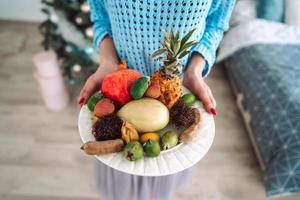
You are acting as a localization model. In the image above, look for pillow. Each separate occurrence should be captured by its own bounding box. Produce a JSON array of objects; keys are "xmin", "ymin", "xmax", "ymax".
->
[
  {"xmin": 229, "ymin": 0, "xmax": 257, "ymax": 27},
  {"xmin": 257, "ymin": 0, "xmax": 285, "ymax": 22},
  {"xmin": 285, "ymin": 0, "xmax": 300, "ymax": 27}
]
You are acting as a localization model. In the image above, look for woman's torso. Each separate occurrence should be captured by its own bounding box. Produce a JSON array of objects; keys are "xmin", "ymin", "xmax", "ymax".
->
[{"xmin": 104, "ymin": 0, "xmax": 213, "ymax": 75}]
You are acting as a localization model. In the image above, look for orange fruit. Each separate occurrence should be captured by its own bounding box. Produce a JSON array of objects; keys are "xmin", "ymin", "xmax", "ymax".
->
[{"xmin": 140, "ymin": 132, "xmax": 160, "ymax": 144}]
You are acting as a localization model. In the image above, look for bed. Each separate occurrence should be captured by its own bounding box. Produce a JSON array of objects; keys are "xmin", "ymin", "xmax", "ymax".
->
[{"xmin": 216, "ymin": 5, "xmax": 300, "ymax": 197}]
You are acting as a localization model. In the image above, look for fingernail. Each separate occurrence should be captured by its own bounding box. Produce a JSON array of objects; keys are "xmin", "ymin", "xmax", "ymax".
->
[
  {"xmin": 78, "ymin": 97, "xmax": 85, "ymax": 104},
  {"xmin": 210, "ymin": 108, "xmax": 217, "ymax": 116}
]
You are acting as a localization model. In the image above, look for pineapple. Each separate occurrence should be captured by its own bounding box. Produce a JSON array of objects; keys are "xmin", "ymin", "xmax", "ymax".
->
[{"xmin": 151, "ymin": 28, "xmax": 197, "ymax": 108}]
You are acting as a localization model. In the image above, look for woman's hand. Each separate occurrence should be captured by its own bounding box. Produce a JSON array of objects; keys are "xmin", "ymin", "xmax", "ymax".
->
[
  {"xmin": 78, "ymin": 61, "xmax": 119, "ymax": 106},
  {"xmin": 183, "ymin": 54, "xmax": 217, "ymax": 115},
  {"xmin": 78, "ymin": 36, "xmax": 119, "ymax": 106}
]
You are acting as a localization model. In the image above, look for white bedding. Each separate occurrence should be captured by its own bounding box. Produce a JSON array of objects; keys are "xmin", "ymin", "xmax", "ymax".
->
[{"xmin": 217, "ymin": 19, "xmax": 300, "ymax": 62}]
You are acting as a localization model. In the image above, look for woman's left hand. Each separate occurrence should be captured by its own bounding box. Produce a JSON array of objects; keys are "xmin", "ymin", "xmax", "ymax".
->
[{"xmin": 183, "ymin": 54, "xmax": 217, "ymax": 116}]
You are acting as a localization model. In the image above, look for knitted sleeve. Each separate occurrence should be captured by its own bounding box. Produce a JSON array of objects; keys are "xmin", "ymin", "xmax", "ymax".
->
[
  {"xmin": 193, "ymin": 0, "xmax": 235, "ymax": 77},
  {"xmin": 88, "ymin": 0, "xmax": 112, "ymax": 51}
]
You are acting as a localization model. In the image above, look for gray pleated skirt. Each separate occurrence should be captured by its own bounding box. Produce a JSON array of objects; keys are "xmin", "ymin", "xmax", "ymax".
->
[{"xmin": 93, "ymin": 159, "xmax": 195, "ymax": 200}]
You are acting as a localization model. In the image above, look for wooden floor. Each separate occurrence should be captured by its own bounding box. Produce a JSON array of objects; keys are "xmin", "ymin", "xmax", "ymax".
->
[{"xmin": 0, "ymin": 21, "xmax": 298, "ymax": 200}]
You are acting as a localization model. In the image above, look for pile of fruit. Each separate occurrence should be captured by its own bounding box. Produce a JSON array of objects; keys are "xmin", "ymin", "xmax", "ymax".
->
[{"xmin": 80, "ymin": 29, "xmax": 202, "ymax": 161}]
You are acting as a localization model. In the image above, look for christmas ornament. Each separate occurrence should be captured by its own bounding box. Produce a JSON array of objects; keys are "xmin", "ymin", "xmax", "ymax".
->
[
  {"xmin": 85, "ymin": 27, "xmax": 93, "ymax": 38},
  {"xmin": 65, "ymin": 45, "xmax": 73, "ymax": 53},
  {"xmin": 75, "ymin": 16, "xmax": 83, "ymax": 24},
  {"xmin": 80, "ymin": 3, "xmax": 90, "ymax": 12},
  {"xmin": 69, "ymin": 78, "xmax": 75, "ymax": 85},
  {"xmin": 72, "ymin": 64, "xmax": 82, "ymax": 72},
  {"xmin": 85, "ymin": 47, "xmax": 93, "ymax": 55},
  {"xmin": 50, "ymin": 14, "xmax": 58, "ymax": 23}
]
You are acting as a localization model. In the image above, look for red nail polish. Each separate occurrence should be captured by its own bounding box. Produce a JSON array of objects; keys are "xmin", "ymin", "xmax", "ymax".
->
[
  {"xmin": 78, "ymin": 97, "xmax": 85, "ymax": 104},
  {"xmin": 210, "ymin": 108, "xmax": 217, "ymax": 116}
]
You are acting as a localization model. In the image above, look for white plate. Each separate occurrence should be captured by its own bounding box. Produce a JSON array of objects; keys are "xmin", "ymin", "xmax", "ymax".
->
[{"xmin": 78, "ymin": 89, "xmax": 215, "ymax": 176}]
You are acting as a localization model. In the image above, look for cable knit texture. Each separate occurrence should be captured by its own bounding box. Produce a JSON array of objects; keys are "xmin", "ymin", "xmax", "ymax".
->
[{"xmin": 89, "ymin": 0, "xmax": 235, "ymax": 77}]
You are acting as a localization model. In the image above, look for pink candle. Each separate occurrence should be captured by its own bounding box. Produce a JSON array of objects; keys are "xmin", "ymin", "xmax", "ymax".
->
[
  {"xmin": 32, "ymin": 51, "xmax": 70, "ymax": 111},
  {"xmin": 32, "ymin": 50, "xmax": 60, "ymax": 77}
]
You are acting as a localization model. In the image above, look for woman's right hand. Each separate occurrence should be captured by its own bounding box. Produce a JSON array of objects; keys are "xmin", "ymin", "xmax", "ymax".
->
[
  {"xmin": 78, "ymin": 61, "xmax": 119, "ymax": 106},
  {"xmin": 78, "ymin": 36, "xmax": 120, "ymax": 106}
]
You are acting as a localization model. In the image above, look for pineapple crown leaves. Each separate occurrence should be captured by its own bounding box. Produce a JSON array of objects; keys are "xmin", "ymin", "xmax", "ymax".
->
[{"xmin": 151, "ymin": 28, "xmax": 198, "ymax": 61}]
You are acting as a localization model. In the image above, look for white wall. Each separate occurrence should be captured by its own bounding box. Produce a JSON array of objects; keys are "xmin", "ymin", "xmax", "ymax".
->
[{"xmin": 0, "ymin": 0, "xmax": 45, "ymax": 22}]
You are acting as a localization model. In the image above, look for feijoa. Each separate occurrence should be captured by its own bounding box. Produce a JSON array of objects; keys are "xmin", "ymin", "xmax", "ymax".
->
[
  {"xmin": 87, "ymin": 92, "xmax": 103, "ymax": 112},
  {"xmin": 143, "ymin": 140, "xmax": 161, "ymax": 157},
  {"xmin": 123, "ymin": 141, "xmax": 144, "ymax": 161},
  {"xmin": 130, "ymin": 77, "xmax": 150, "ymax": 99},
  {"xmin": 182, "ymin": 93, "xmax": 196, "ymax": 106},
  {"xmin": 161, "ymin": 131, "xmax": 179, "ymax": 150}
]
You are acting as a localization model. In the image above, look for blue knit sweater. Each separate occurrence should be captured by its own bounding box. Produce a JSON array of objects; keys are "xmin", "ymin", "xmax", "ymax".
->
[{"xmin": 89, "ymin": 0, "xmax": 235, "ymax": 77}]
